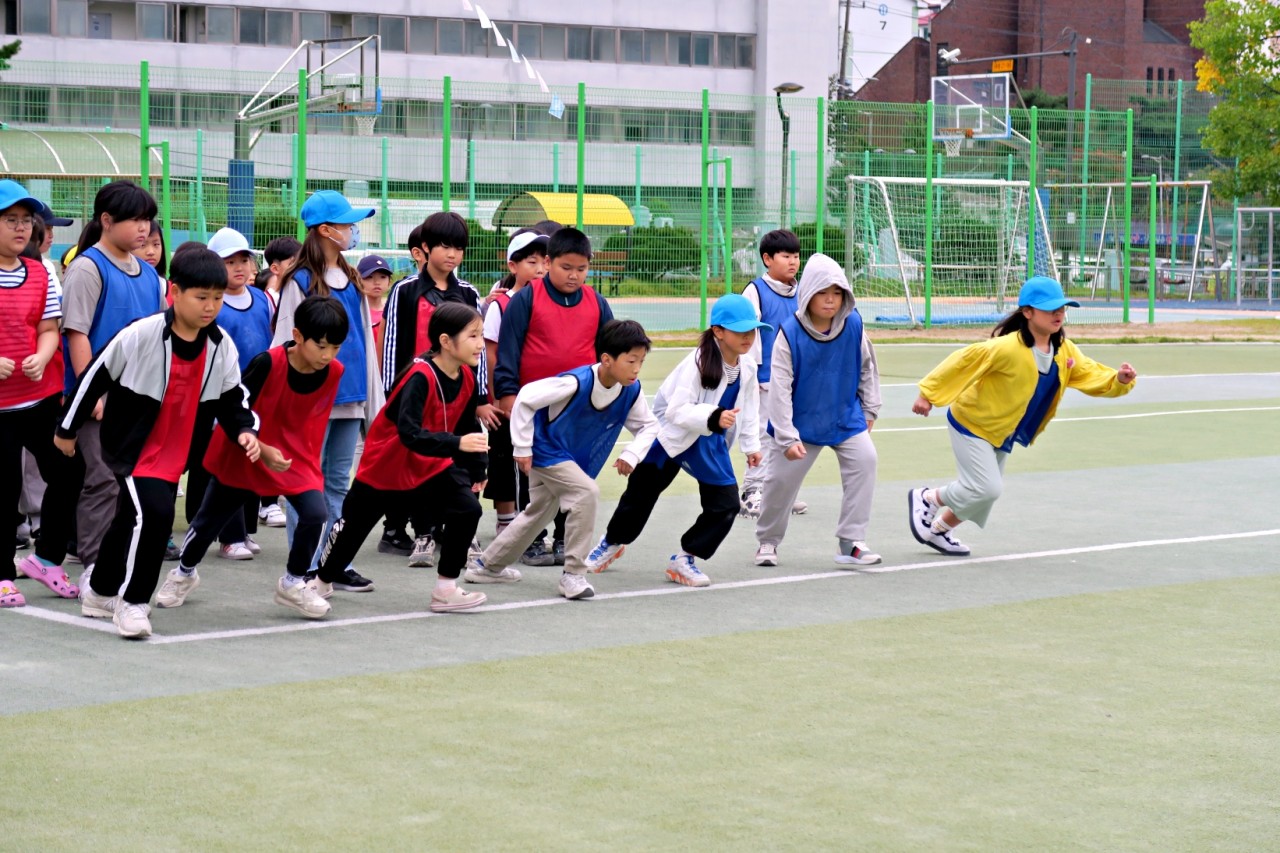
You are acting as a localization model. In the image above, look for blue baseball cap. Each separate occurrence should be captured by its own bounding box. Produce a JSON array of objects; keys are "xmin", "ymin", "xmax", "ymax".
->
[
  {"xmin": 299, "ymin": 190, "xmax": 375, "ymax": 228},
  {"xmin": 710, "ymin": 293, "xmax": 773, "ymax": 333},
  {"xmin": 1018, "ymin": 276, "xmax": 1080, "ymax": 311},
  {"xmin": 35, "ymin": 202, "xmax": 73, "ymax": 227},
  {"xmin": 0, "ymin": 179, "xmax": 44, "ymax": 216}
]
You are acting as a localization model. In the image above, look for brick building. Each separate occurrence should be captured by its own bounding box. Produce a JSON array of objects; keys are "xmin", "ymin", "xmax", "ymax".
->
[{"xmin": 859, "ymin": 0, "xmax": 1204, "ymax": 106}]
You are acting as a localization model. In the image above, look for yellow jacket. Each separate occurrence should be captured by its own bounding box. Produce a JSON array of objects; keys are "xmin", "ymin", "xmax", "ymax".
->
[{"xmin": 918, "ymin": 333, "xmax": 1135, "ymax": 447}]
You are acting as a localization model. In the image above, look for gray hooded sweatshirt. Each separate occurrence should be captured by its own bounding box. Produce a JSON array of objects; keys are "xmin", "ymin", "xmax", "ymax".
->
[{"xmin": 766, "ymin": 253, "xmax": 881, "ymax": 449}]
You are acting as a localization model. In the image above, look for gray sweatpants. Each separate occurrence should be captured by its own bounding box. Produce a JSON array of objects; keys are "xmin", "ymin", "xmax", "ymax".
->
[
  {"xmin": 482, "ymin": 461, "xmax": 598, "ymax": 576},
  {"xmin": 938, "ymin": 422, "xmax": 1008, "ymax": 528},
  {"xmin": 75, "ymin": 420, "xmax": 119, "ymax": 567},
  {"xmin": 755, "ymin": 430, "xmax": 877, "ymax": 546},
  {"xmin": 742, "ymin": 384, "xmax": 774, "ymax": 493}
]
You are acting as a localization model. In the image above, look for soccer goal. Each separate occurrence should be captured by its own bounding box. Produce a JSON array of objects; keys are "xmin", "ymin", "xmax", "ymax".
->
[{"xmin": 846, "ymin": 176, "xmax": 1057, "ymax": 326}]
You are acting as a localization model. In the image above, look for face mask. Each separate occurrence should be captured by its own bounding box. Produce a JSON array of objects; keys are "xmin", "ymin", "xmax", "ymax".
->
[{"xmin": 326, "ymin": 223, "xmax": 360, "ymax": 252}]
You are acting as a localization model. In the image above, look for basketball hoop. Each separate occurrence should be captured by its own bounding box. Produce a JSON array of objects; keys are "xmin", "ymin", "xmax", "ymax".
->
[
  {"xmin": 354, "ymin": 114, "xmax": 378, "ymax": 137},
  {"xmin": 938, "ymin": 128, "xmax": 972, "ymax": 157}
]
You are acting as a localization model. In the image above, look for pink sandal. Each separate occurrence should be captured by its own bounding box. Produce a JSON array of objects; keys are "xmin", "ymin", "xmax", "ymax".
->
[
  {"xmin": 17, "ymin": 555, "xmax": 79, "ymax": 599},
  {"xmin": 0, "ymin": 580, "xmax": 25, "ymax": 607}
]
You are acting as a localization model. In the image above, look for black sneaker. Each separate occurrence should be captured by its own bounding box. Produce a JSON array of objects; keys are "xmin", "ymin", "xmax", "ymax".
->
[
  {"xmin": 377, "ymin": 527, "xmax": 414, "ymax": 556},
  {"xmin": 553, "ymin": 539, "xmax": 566, "ymax": 566},
  {"xmin": 520, "ymin": 539, "xmax": 556, "ymax": 567},
  {"xmin": 333, "ymin": 567, "xmax": 375, "ymax": 592}
]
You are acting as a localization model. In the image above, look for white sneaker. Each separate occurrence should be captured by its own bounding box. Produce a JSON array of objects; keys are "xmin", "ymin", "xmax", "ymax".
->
[
  {"xmin": 307, "ymin": 576, "xmax": 334, "ymax": 600},
  {"xmin": 244, "ymin": 535, "xmax": 262, "ymax": 555},
  {"xmin": 585, "ymin": 537, "xmax": 625, "ymax": 573},
  {"xmin": 113, "ymin": 601, "xmax": 152, "ymax": 638},
  {"xmin": 274, "ymin": 578, "xmax": 331, "ymax": 619},
  {"xmin": 754, "ymin": 543, "xmax": 779, "ymax": 567},
  {"xmin": 467, "ymin": 536, "xmax": 483, "ymax": 561},
  {"xmin": 77, "ymin": 564, "xmax": 94, "ymax": 598},
  {"xmin": 218, "ymin": 542, "xmax": 254, "ymax": 561},
  {"xmin": 80, "ymin": 584, "xmax": 116, "ymax": 619},
  {"xmin": 558, "ymin": 571, "xmax": 595, "ymax": 600},
  {"xmin": 791, "ymin": 501, "xmax": 809, "ymax": 515},
  {"xmin": 739, "ymin": 487, "xmax": 762, "ymax": 519},
  {"xmin": 665, "ymin": 554, "xmax": 711, "ymax": 587},
  {"xmin": 463, "ymin": 556, "xmax": 523, "ymax": 584},
  {"xmin": 924, "ymin": 528, "xmax": 971, "ymax": 556},
  {"xmin": 407, "ymin": 535, "xmax": 436, "ymax": 568},
  {"xmin": 259, "ymin": 503, "xmax": 287, "ymax": 528},
  {"xmin": 907, "ymin": 487, "xmax": 939, "ymax": 545},
  {"xmin": 834, "ymin": 539, "xmax": 882, "ymax": 566},
  {"xmin": 156, "ymin": 568, "xmax": 200, "ymax": 608},
  {"xmin": 430, "ymin": 584, "xmax": 487, "ymax": 613}
]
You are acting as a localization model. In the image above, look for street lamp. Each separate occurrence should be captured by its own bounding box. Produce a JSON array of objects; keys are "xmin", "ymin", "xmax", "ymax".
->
[{"xmin": 774, "ymin": 82, "xmax": 803, "ymax": 227}]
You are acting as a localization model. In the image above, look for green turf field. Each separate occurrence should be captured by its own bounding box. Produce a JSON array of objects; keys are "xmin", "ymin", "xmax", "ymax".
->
[{"xmin": 4, "ymin": 342, "xmax": 1278, "ymax": 849}]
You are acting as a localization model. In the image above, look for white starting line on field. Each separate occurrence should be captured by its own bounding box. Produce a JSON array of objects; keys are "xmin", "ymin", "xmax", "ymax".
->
[{"xmin": 10, "ymin": 528, "xmax": 1279, "ymax": 645}]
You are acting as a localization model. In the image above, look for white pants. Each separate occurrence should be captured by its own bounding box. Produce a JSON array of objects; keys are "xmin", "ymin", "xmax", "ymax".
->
[
  {"xmin": 755, "ymin": 430, "xmax": 877, "ymax": 546},
  {"xmin": 939, "ymin": 422, "xmax": 1009, "ymax": 528}
]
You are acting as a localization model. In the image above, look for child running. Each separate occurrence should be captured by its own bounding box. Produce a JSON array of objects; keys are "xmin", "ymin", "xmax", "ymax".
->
[
  {"xmin": 160, "ymin": 295, "xmax": 347, "ymax": 618},
  {"xmin": 586, "ymin": 294, "xmax": 767, "ymax": 588},
  {"xmin": 271, "ymin": 190, "xmax": 383, "ymax": 593},
  {"xmin": 311, "ymin": 303, "xmax": 489, "ymax": 614},
  {"xmin": 0, "ymin": 181, "xmax": 80, "ymax": 606},
  {"xmin": 754, "ymin": 253, "xmax": 882, "ymax": 569},
  {"xmin": 909, "ymin": 276, "xmax": 1137, "ymax": 555},
  {"xmin": 57, "ymin": 245, "xmax": 259, "ymax": 638},
  {"xmin": 466, "ymin": 319, "xmax": 659, "ymax": 601}
]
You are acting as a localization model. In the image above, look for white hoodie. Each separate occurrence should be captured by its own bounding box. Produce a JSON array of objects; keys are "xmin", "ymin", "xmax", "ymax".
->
[{"xmin": 651, "ymin": 347, "xmax": 761, "ymax": 461}]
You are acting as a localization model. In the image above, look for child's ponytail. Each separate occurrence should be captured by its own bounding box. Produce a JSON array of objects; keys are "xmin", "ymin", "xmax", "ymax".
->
[
  {"xmin": 75, "ymin": 180, "xmax": 158, "ymax": 257},
  {"xmin": 696, "ymin": 327, "xmax": 725, "ymax": 390}
]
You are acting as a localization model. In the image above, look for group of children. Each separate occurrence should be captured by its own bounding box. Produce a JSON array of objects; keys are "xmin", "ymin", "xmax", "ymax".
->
[{"xmin": 1, "ymin": 177, "xmax": 1139, "ymax": 639}]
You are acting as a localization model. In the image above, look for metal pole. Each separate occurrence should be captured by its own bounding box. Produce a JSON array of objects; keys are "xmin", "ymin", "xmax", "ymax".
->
[
  {"xmin": 195, "ymin": 128, "xmax": 206, "ymax": 240},
  {"xmin": 140, "ymin": 61, "xmax": 150, "ymax": 188},
  {"xmin": 699, "ymin": 88, "xmax": 710, "ymax": 328},
  {"xmin": 552, "ymin": 142, "xmax": 560, "ymax": 193},
  {"xmin": 380, "ymin": 136, "xmax": 390, "ymax": 248},
  {"xmin": 1027, "ymin": 106, "xmax": 1038, "ymax": 278},
  {"xmin": 575, "ymin": 82, "xmax": 586, "ymax": 228},
  {"xmin": 724, "ymin": 157, "xmax": 733, "ymax": 295},
  {"xmin": 159, "ymin": 142, "xmax": 171, "ymax": 253},
  {"xmin": 789, "ymin": 149, "xmax": 797, "ymax": 229},
  {"xmin": 1171, "ymin": 79, "xmax": 1184, "ymax": 270},
  {"xmin": 816, "ymin": 96, "xmax": 826, "ymax": 255},
  {"xmin": 295, "ymin": 69, "xmax": 308, "ymax": 241},
  {"xmin": 924, "ymin": 99, "xmax": 935, "ymax": 329},
  {"xmin": 777, "ymin": 93, "xmax": 789, "ymax": 227},
  {"xmin": 1122, "ymin": 108, "xmax": 1134, "ymax": 323},
  {"xmin": 467, "ymin": 137, "xmax": 476, "ymax": 220},
  {"xmin": 1078, "ymin": 74, "xmax": 1092, "ymax": 282},
  {"xmin": 634, "ymin": 144, "xmax": 641, "ymax": 210},
  {"xmin": 711, "ymin": 145, "xmax": 719, "ymax": 278},
  {"xmin": 1148, "ymin": 173, "xmax": 1157, "ymax": 324},
  {"xmin": 441, "ymin": 76, "xmax": 452, "ymax": 213}
]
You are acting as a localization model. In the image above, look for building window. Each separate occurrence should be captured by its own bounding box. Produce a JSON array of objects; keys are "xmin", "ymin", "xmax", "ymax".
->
[
  {"xmin": 20, "ymin": 0, "xmax": 50, "ymax": 34},
  {"xmin": 352, "ymin": 15, "xmax": 376, "ymax": 38},
  {"xmin": 205, "ymin": 6, "xmax": 233, "ymax": 43},
  {"xmin": 672, "ymin": 32, "xmax": 691, "ymax": 66},
  {"xmin": 137, "ymin": 2, "xmax": 170, "ymax": 40},
  {"xmin": 643, "ymin": 31, "xmax": 665, "ymax": 64},
  {"xmin": 716, "ymin": 34, "xmax": 735, "ymax": 68},
  {"xmin": 592, "ymin": 27, "xmax": 615, "ymax": 62},
  {"xmin": 737, "ymin": 36, "xmax": 754, "ymax": 69},
  {"xmin": 692, "ymin": 33, "xmax": 712, "ymax": 66},
  {"xmin": 438, "ymin": 19, "xmax": 463, "ymax": 54},
  {"xmin": 542, "ymin": 25, "xmax": 564, "ymax": 60},
  {"xmin": 516, "ymin": 23, "xmax": 540, "ymax": 59},
  {"xmin": 1146, "ymin": 66, "xmax": 1154, "ymax": 94},
  {"xmin": 266, "ymin": 10, "xmax": 291, "ymax": 46},
  {"xmin": 409, "ymin": 17, "xmax": 435, "ymax": 54},
  {"xmin": 619, "ymin": 29, "xmax": 642, "ymax": 63},
  {"xmin": 566, "ymin": 26, "xmax": 589, "ymax": 60},
  {"xmin": 298, "ymin": 11, "xmax": 325, "ymax": 41},
  {"xmin": 151, "ymin": 90, "xmax": 175, "ymax": 126},
  {"xmin": 238, "ymin": 7, "xmax": 264, "ymax": 45},
  {"xmin": 490, "ymin": 21, "xmax": 513, "ymax": 54},
  {"xmin": 57, "ymin": 0, "xmax": 86, "ymax": 36},
  {"xmin": 380, "ymin": 16, "xmax": 406, "ymax": 52},
  {"xmin": 464, "ymin": 19, "xmax": 486, "ymax": 55}
]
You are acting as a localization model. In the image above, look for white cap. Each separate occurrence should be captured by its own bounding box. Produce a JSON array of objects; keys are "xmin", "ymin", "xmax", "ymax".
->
[
  {"xmin": 506, "ymin": 231, "xmax": 549, "ymax": 261},
  {"xmin": 206, "ymin": 227, "xmax": 253, "ymax": 259}
]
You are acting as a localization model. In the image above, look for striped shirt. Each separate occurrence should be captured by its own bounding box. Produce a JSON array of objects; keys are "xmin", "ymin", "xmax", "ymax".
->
[{"xmin": 0, "ymin": 261, "xmax": 61, "ymax": 321}]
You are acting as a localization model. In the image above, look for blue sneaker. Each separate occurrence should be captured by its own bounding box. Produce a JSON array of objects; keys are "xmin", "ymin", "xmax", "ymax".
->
[
  {"xmin": 585, "ymin": 537, "xmax": 625, "ymax": 574},
  {"xmin": 665, "ymin": 553, "xmax": 710, "ymax": 587}
]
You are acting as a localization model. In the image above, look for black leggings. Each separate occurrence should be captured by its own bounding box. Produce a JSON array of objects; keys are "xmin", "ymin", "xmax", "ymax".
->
[
  {"xmin": 181, "ymin": 478, "xmax": 327, "ymax": 577},
  {"xmin": 0, "ymin": 394, "xmax": 80, "ymax": 577},
  {"xmin": 316, "ymin": 470, "xmax": 481, "ymax": 582},
  {"xmin": 604, "ymin": 459, "xmax": 739, "ymax": 560}
]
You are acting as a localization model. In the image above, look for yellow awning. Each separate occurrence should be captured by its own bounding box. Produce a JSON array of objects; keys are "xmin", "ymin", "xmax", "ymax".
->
[{"xmin": 493, "ymin": 191, "xmax": 635, "ymax": 228}]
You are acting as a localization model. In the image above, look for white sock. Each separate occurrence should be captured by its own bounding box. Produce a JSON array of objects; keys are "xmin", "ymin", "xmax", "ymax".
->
[
  {"xmin": 931, "ymin": 516, "xmax": 953, "ymax": 534},
  {"xmin": 924, "ymin": 488, "xmax": 940, "ymax": 507},
  {"xmin": 283, "ymin": 572, "xmax": 305, "ymax": 588},
  {"xmin": 435, "ymin": 577, "xmax": 456, "ymax": 594},
  {"xmin": 178, "ymin": 564, "xmax": 196, "ymax": 576}
]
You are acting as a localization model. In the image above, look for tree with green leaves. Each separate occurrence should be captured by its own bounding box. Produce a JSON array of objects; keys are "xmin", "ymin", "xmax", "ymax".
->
[
  {"xmin": 0, "ymin": 40, "xmax": 21, "ymax": 71},
  {"xmin": 1188, "ymin": 0, "xmax": 1280, "ymax": 202}
]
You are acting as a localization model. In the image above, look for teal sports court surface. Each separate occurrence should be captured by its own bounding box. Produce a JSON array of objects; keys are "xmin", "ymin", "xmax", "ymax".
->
[{"xmin": 3, "ymin": 340, "xmax": 1278, "ymax": 849}]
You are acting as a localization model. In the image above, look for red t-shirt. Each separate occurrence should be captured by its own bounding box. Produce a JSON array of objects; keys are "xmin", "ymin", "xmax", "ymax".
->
[{"xmin": 133, "ymin": 348, "xmax": 207, "ymax": 482}]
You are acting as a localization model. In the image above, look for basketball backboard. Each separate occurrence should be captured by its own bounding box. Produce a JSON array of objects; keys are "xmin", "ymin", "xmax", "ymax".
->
[{"xmin": 931, "ymin": 72, "xmax": 1011, "ymax": 141}]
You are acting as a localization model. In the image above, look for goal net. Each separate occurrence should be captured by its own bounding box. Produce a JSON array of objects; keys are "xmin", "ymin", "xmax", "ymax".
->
[{"xmin": 846, "ymin": 176, "xmax": 1057, "ymax": 326}]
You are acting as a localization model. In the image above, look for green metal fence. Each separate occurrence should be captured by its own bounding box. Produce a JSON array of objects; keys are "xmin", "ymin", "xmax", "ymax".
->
[{"xmin": 0, "ymin": 59, "xmax": 1252, "ymax": 329}]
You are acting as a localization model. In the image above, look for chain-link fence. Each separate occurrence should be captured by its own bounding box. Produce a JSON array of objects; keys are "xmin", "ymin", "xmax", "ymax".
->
[{"xmin": 0, "ymin": 59, "xmax": 1257, "ymax": 328}]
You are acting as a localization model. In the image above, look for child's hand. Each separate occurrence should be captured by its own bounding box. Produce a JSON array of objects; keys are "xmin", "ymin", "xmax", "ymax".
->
[
  {"xmin": 238, "ymin": 433, "xmax": 261, "ymax": 463},
  {"xmin": 259, "ymin": 444, "xmax": 293, "ymax": 473},
  {"xmin": 784, "ymin": 443, "xmax": 806, "ymax": 461},
  {"xmin": 613, "ymin": 458, "xmax": 634, "ymax": 477},
  {"xmin": 92, "ymin": 399, "xmax": 104, "ymax": 421},
  {"xmin": 472, "ymin": 479, "xmax": 487, "ymax": 494},
  {"xmin": 912, "ymin": 395, "xmax": 933, "ymax": 416},
  {"xmin": 745, "ymin": 451, "xmax": 763, "ymax": 468},
  {"xmin": 476, "ymin": 403, "xmax": 503, "ymax": 430},
  {"xmin": 498, "ymin": 395, "xmax": 517, "ymax": 419},
  {"xmin": 515, "ymin": 455, "xmax": 532, "ymax": 474},
  {"xmin": 718, "ymin": 407, "xmax": 740, "ymax": 430},
  {"xmin": 0, "ymin": 357, "xmax": 15, "ymax": 380},
  {"xmin": 54, "ymin": 435, "xmax": 76, "ymax": 457},
  {"xmin": 20, "ymin": 353, "xmax": 49, "ymax": 381},
  {"xmin": 1116, "ymin": 362, "xmax": 1137, "ymax": 385},
  {"xmin": 459, "ymin": 432, "xmax": 489, "ymax": 453}
]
